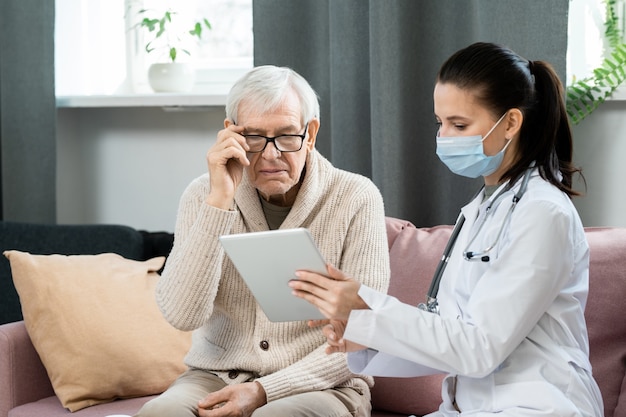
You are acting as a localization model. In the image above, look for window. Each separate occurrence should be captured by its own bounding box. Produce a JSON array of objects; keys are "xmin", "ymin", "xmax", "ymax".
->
[
  {"xmin": 55, "ymin": 0, "xmax": 253, "ymax": 96},
  {"xmin": 567, "ymin": 0, "xmax": 625, "ymax": 84}
]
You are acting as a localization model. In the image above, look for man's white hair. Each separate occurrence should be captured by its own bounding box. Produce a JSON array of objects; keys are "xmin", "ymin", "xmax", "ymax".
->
[{"xmin": 225, "ymin": 65, "xmax": 320, "ymax": 126}]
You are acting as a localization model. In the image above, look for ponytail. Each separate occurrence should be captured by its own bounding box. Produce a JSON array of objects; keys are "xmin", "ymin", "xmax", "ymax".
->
[{"xmin": 518, "ymin": 60, "xmax": 582, "ymax": 197}]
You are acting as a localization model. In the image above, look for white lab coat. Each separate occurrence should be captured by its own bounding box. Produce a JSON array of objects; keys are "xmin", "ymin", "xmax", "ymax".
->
[{"xmin": 344, "ymin": 170, "xmax": 604, "ymax": 416}]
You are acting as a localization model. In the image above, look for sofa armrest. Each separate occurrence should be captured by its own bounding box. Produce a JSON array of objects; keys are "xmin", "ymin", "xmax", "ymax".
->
[{"xmin": 0, "ymin": 321, "xmax": 54, "ymax": 417}]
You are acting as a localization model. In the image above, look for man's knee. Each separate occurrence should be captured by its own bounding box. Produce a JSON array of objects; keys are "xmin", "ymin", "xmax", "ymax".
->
[
  {"xmin": 251, "ymin": 388, "xmax": 370, "ymax": 417},
  {"xmin": 134, "ymin": 393, "xmax": 198, "ymax": 417}
]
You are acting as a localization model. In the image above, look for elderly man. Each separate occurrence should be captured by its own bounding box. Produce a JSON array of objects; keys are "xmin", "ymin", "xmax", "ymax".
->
[{"xmin": 135, "ymin": 65, "xmax": 389, "ymax": 417}]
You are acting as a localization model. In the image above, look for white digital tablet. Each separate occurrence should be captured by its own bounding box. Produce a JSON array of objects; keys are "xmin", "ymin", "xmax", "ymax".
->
[{"xmin": 219, "ymin": 228, "xmax": 327, "ymax": 322}]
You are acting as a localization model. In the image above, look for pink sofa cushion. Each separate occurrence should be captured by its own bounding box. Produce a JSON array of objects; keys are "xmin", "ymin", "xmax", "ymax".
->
[
  {"xmin": 0, "ymin": 321, "xmax": 54, "ymax": 417},
  {"xmin": 370, "ymin": 218, "xmax": 450, "ymax": 416},
  {"xmin": 584, "ymin": 227, "xmax": 626, "ymax": 417}
]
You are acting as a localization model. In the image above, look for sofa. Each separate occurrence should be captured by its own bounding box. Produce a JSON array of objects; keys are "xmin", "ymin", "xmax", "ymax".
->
[{"xmin": 1, "ymin": 218, "xmax": 625, "ymax": 417}]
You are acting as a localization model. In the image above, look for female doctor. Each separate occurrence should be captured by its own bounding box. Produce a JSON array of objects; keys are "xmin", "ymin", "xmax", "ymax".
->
[{"xmin": 289, "ymin": 42, "xmax": 604, "ymax": 416}]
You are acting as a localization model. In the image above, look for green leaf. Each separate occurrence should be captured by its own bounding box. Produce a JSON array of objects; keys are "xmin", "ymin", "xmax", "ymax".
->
[
  {"xmin": 141, "ymin": 18, "xmax": 159, "ymax": 31},
  {"xmin": 189, "ymin": 22, "xmax": 202, "ymax": 38}
]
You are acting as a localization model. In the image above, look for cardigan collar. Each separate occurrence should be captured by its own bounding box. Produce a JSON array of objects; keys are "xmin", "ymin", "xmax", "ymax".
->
[{"xmin": 234, "ymin": 149, "xmax": 331, "ymax": 232}]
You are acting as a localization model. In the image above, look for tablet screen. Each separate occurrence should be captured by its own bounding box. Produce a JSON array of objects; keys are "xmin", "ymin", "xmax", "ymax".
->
[{"xmin": 219, "ymin": 228, "xmax": 327, "ymax": 322}]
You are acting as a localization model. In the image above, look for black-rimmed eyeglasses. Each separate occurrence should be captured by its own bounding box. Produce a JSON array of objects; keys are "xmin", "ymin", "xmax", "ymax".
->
[{"xmin": 243, "ymin": 124, "xmax": 309, "ymax": 153}]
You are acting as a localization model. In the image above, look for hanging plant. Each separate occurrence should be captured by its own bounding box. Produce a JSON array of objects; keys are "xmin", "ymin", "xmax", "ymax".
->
[{"xmin": 566, "ymin": 0, "xmax": 626, "ymax": 124}]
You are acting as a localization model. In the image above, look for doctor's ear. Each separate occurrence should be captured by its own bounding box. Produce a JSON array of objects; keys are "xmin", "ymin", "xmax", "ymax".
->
[{"xmin": 504, "ymin": 109, "xmax": 523, "ymax": 139}]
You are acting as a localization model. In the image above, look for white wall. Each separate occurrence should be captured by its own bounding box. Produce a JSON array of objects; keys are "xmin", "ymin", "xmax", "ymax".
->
[
  {"xmin": 572, "ymin": 99, "xmax": 626, "ymax": 228},
  {"xmin": 57, "ymin": 107, "xmax": 222, "ymax": 232}
]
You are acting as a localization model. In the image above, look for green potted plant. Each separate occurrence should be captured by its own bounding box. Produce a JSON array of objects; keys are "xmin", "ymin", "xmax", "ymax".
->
[
  {"xmin": 566, "ymin": 0, "xmax": 626, "ymax": 124},
  {"xmin": 134, "ymin": 7, "xmax": 212, "ymax": 93}
]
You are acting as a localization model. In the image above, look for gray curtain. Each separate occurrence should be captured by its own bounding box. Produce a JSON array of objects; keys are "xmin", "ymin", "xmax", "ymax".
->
[
  {"xmin": 253, "ymin": 0, "xmax": 569, "ymax": 227},
  {"xmin": 0, "ymin": 0, "xmax": 56, "ymax": 223}
]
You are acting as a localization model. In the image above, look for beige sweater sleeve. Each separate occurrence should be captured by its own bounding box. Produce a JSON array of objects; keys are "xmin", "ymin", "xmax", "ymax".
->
[{"xmin": 155, "ymin": 175, "xmax": 236, "ymax": 330}]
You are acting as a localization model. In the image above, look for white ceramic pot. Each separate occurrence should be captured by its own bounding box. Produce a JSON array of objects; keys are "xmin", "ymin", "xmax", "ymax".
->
[{"xmin": 147, "ymin": 62, "xmax": 195, "ymax": 93}]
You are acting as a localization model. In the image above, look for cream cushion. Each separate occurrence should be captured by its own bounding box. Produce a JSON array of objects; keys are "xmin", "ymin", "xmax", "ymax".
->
[{"xmin": 4, "ymin": 251, "xmax": 191, "ymax": 412}]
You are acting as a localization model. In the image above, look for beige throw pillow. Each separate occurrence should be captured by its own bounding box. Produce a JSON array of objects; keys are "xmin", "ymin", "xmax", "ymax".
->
[{"xmin": 5, "ymin": 250, "xmax": 192, "ymax": 412}]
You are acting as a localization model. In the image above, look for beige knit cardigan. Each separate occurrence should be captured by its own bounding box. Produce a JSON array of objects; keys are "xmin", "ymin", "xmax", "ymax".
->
[{"xmin": 156, "ymin": 150, "xmax": 390, "ymax": 403}]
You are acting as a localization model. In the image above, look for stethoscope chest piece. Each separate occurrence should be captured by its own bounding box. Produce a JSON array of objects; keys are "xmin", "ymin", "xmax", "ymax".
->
[{"xmin": 417, "ymin": 297, "xmax": 439, "ymax": 314}]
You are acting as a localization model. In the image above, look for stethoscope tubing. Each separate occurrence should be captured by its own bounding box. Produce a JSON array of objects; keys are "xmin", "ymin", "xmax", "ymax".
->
[
  {"xmin": 427, "ymin": 215, "xmax": 465, "ymax": 300},
  {"xmin": 419, "ymin": 164, "xmax": 534, "ymax": 314}
]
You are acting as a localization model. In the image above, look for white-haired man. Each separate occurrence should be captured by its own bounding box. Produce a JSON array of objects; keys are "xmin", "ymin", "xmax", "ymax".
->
[{"xmin": 136, "ymin": 65, "xmax": 389, "ymax": 417}]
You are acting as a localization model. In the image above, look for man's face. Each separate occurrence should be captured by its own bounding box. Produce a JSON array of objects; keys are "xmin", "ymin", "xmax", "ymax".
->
[{"xmin": 235, "ymin": 91, "xmax": 319, "ymax": 206}]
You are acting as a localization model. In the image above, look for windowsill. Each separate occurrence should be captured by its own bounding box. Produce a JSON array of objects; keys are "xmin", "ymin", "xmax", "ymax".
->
[
  {"xmin": 56, "ymin": 92, "xmax": 228, "ymax": 109},
  {"xmin": 55, "ymin": 67, "xmax": 249, "ymax": 109},
  {"xmin": 57, "ymin": 87, "xmax": 626, "ymax": 109},
  {"xmin": 608, "ymin": 85, "xmax": 626, "ymax": 101}
]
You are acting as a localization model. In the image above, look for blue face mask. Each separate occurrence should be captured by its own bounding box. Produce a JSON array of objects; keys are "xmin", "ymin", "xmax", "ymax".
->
[{"xmin": 436, "ymin": 113, "xmax": 510, "ymax": 178}]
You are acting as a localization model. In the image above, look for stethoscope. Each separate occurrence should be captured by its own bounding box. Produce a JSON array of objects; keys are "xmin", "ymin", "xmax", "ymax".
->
[{"xmin": 417, "ymin": 164, "xmax": 534, "ymax": 314}]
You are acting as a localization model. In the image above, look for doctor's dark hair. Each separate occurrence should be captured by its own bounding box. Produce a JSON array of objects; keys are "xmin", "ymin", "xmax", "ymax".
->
[{"xmin": 436, "ymin": 42, "xmax": 582, "ymax": 197}]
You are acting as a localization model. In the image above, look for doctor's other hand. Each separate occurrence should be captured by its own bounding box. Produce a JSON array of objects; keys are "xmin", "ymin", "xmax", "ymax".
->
[
  {"xmin": 290, "ymin": 264, "xmax": 368, "ymax": 320},
  {"xmin": 308, "ymin": 319, "xmax": 367, "ymax": 354},
  {"xmin": 205, "ymin": 124, "xmax": 249, "ymax": 210}
]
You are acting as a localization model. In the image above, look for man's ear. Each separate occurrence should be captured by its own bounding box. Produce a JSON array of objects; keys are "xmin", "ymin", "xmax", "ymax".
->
[
  {"xmin": 305, "ymin": 118, "xmax": 320, "ymax": 151},
  {"xmin": 505, "ymin": 109, "xmax": 523, "ymax": 139},
  {"xmin": 224, "ymin": 118, "xmax": 233, "ymax": 129}
]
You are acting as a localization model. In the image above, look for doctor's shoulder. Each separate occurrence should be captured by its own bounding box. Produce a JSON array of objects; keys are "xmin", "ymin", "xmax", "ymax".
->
[
  {"xmin": 515, "ymin": 182, "xmax": 585, "ymax": 239},
  {"xmin": 519, "ymin": 176, "xmax": 579, "ymax": 210}
]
